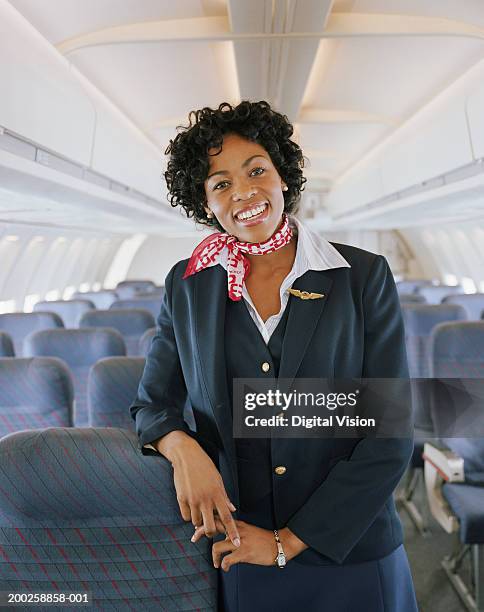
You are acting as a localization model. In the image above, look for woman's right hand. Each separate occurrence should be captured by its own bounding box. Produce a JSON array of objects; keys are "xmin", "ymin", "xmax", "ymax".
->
[{"xmin": 155, "ymin": 431, "xmax": 240, "ymax": 548}]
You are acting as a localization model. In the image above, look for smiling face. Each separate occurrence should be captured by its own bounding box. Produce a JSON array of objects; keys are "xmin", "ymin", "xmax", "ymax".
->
[{"xmin": 204, "ymin": 133, "xmax": 287, "ymax": 243}]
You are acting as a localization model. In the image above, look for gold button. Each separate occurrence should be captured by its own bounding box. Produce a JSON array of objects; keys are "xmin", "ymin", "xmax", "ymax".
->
[
  {"xmin": 274, "ymin": 466, "xmax": 286, "ymax": 475},
  {"xmin": 261, "ymin": 362, "xmax": 270, "ymax": 373}
]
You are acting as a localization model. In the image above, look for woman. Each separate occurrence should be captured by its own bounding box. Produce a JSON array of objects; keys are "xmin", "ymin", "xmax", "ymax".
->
[{"xmin": 131, "ymin": 101, "xmax": 418, "ymax": 611}]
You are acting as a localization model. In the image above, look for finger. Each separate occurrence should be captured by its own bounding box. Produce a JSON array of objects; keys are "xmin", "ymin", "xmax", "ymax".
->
[
  {"xmin": 220, "ymin": 549, "xmax": 241, "ymax": 572},
  {"xmin": 225, "ymin": 494, "xmax": 237, "ymax": 513},
  {"xmin": 216, "ymin": 503, "xmax": 240, "ymax": 547},
  {"xmin": 191, "ymin": 518, "xmax": 225, "ymax": 543},
  {"xmin": 178, "ymin": 499, "xmax": 192, "ymax": 522},
  {"xmin": 201, "ymin": 506, "xmax": 217, "ymax": 538},
  {"xmin": 190, "ymin": 508, "xmax": 203, "ymax": 528},
  {"xmin": 212, "ymin": 540, "xmax": 236, "ymax": 569}
]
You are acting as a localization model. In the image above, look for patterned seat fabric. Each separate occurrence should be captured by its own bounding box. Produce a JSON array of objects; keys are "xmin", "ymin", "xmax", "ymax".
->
[
  {"xmin": 442, "ymin": 293, "xmax": 484, "ymax": 321},
  {"xmin": 88, "ymin": 357, "xmax": 145, "ymax": 429},
  {"xmin": 0, "ymin": 312, "xmax": 64, "ymax": 357},
  {"xmin": 0, "ymin": 331, "xmax": 14, "ymax": 357},
  {"xmin": 24, "ymin": 329, "xmax": 126, "ymax": 427},
  {"xmin": 0, "ymin": 428, "xmax": 216, "ymax": 610},
  {"xmin": 34, "ymin": 299, "xmax": 95, "ymax": 328},
  {"xmin": 0, "ymin": 357, "xmax": 73, "ymax": 437},
  {"xmin": 80, "ymin": 310, "xmax": 155, "ymax": 357},
  {"xmin": 139, "ymin": 327, "xmax": 157, "ymax": 357},
  {"xmin": 110, "ymin": 299, "xmax": 161, "ymax": 320},
  {"xmin": 72, "ymin": 291, "xmax": 118, "ymax": 310}
]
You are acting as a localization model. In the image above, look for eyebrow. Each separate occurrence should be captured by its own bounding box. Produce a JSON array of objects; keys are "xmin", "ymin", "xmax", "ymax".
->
[{"xmin": 207, "ymin": 154, "xmax": 268, "ymax": 180}]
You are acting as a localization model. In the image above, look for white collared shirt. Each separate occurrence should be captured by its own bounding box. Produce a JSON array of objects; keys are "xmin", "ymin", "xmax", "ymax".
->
[{"xmin": 219, "ymin": 216, "xmax": 351, "ymax": 344}]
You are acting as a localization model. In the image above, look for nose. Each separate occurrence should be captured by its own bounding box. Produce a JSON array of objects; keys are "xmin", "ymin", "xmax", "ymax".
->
[{"xmin": 231, "ymin": 181, "xmax": 257, "ymax": 201}]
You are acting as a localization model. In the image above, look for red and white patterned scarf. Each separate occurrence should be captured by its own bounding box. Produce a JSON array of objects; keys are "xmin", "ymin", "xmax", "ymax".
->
[{"xmin": 183, "ymin": 214, "xmax": 293, "ymax": 301}]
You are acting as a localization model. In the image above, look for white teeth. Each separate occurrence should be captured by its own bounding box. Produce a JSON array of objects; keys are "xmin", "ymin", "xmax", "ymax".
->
[{"xmin": 237, "ymin": 203, "xmax": 267, "ymax": 220}]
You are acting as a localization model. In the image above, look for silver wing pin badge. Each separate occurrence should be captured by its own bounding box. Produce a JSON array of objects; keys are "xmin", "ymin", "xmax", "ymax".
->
[{"xmin": 287, "ymin": 288, "xmax": 325, "ymax": 300}]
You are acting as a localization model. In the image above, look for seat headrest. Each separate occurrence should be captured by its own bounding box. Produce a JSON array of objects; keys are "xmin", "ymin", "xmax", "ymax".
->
[
  {"xmin": 0, "ymin": 357, "xmax": 73, "ymax": 409},
  {"xmin": 402, "ymin": 304, "xmax": 467, "ymax": 336},
  {"xmin": 0, "ymin": 428, "xmax": 179, "ymax": 520},
  {"xmin": 80, "ymin": 309, "xmax": 155, "ymax": 334},
  {"xmin": 24, "ymin": 328, "xmax": 126, "ymax": 366}
]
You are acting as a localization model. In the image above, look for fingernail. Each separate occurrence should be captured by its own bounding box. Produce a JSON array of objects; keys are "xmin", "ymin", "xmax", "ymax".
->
[
  {"xmin": 233, "ymin": 538, "xmax": 240, "ymax": 547},
  {"xmin": 190, "ymin": 536, "xmax": 195, "ymax": 542}
]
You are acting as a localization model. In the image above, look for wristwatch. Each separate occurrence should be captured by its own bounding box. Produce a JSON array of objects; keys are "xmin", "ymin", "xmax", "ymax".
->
[{"xmin": 273, "ymin": 529, "xmax": 286, "ymax": 568}]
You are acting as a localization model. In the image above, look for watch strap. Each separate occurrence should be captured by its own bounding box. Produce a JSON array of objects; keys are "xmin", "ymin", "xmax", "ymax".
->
[{"xmin": 273, "ymin": 529, "xmax": 286, "ymax": 568}]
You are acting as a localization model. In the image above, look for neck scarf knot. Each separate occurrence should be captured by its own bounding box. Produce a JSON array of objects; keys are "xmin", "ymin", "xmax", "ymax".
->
[{"xmin": 183, "ymin": 214, "xmax": 293, "ymax": 300}]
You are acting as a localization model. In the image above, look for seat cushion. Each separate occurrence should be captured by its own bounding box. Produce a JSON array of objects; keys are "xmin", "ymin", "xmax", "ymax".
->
[{"xmin": 443, "ymin": 484, "xmax": 484, "ymax": 544}]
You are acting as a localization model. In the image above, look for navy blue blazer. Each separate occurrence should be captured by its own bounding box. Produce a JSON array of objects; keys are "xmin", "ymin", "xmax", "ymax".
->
[{"xmin": 130, "ymin": 243, "xmax": 413, "ymax": 566}]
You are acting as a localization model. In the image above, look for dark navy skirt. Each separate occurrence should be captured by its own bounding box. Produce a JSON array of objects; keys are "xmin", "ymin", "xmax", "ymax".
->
[
  {"xmin": 219, "ymin": 542, "xmax": 418, "ymax": 612},
  {"xmin": 218, "ymin": 450, "xmax": 418, "ymax": 612}
]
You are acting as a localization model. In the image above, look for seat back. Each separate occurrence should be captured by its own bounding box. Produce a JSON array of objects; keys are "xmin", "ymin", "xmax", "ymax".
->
[
  {"xmin": 442, "ymin": 293, "xmax": 484, "ymax": 321},
  {"xmin": 417, "ymin": 285, "xmax": 462, "ymax": 304},
  {"xmin": 399, "ymin": 293, "xmax": 426, "ymax": 304},
  {"xmin": 24, "ymin": 329, "xmax": 126, "ymax": 426},
  {"xmin": 110, "ymin": 298, "xmax": 161, "ymax": 320},
  {"xmin": 0, "ymin": 428, "xmax": 216, "ymax": 608},
  {"xmin": 116, "ymin": 279, "xmax": 156, "ymax": 292},
  {"xmin": 431, "ymin": 322, "xmax": 484, "ymax": 485},
  {"xmin": 0, "ymin": 331, "xmax": 14, "ymax": 357},
  {"xmin": 397, "ymin": 280, "xmax": 432, "ymax": 294},
  {"xmin": 402, "ymin": 304, "xmax": 467, "ymax": 432},
  {"xmin": 34, "ymin": 299, "xmax": 95, "ymax": 328},
  {"xmin": 88, "ymin": 357, "xmax": 145, "ymax": 429},
  {"xmin": 80, "ymin": 309, "xmax": 155, "ymax": 356},
  {"xmin": 139, "ymin": 327, "xmax": 157, "ymax": 356},
  {"xmin": 137, "ymin": 287, "xmax": 165, "ymax": 299},
  {"xmin": 72, "ymin": 290, "xmax": 118, "ymax": 309},
  {"xmin": 0, "ymin": 312, "xmax": 64, "ymax": 356},
  {"xmin": 0, "ymin": 357, "xmax": 73, "ymax": 436},
  {"xmin": 403, "ymin": 304, "xmax": 468, "ymax": 378}
]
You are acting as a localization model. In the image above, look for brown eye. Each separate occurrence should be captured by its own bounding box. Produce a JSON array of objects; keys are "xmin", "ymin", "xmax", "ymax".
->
[
  {"xmin": 250, "ymin": 167, "xmax": 265, "ymax": 176},
  {"xmin": 214, "ymin": 180, "xmax": 230, "ymax": 190}
]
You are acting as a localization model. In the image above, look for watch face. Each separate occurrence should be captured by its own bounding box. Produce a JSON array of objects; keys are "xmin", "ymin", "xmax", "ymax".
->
[{"xmin": 277, "ymin": 553, "xmax": 286, "ymax": 567}]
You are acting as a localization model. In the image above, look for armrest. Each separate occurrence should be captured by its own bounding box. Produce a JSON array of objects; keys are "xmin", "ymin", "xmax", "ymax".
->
[
  {"xmin": 422, "ymin": 442, "xmax": 465, "ymax": 483},
  {"xmin": 422, "ymin": 442, "xmax": 464, "ymax": 534}
]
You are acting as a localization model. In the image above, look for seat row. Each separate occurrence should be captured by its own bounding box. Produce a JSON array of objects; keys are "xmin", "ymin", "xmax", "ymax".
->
[
  {"xmin": 0, "ymin": 310, "xmax": 157, "ymax": 357},
  {"xmin": 0, "ymin": 327, "xmax": 157, "ymax": 428},
  {"xmin": 32, "ymin": 295, "xmax": 163, "ymax": 327},
  {"xmin": 398, "ymin": 307, "xmax": 484, "ymax": 611},
  {"xmin": 76, "ymin": 278, "xmax": 163, "ymax": 303},
  {"xmin": 0, "ymin": 355, "xmax": 144, "ymax": 434},
  {"xmin": 399, "ymin": 288, "xmax": 484, "ymax": 318}
]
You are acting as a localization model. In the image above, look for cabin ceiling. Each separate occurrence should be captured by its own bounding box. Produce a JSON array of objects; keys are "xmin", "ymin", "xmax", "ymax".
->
[{"xmin": 5, "ymin": 0, "xmax": 484, "ymax": 229}]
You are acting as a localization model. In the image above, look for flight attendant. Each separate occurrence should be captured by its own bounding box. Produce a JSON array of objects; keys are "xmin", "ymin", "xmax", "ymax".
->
[{"xmin": 131, "ymin": 100, "xmax": 418, "ymax": 611}]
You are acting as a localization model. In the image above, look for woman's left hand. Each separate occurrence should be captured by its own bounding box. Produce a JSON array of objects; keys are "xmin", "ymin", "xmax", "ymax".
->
[{"xmin": 191, "ymin": 519, "xmax": 303, "ymax": 571}]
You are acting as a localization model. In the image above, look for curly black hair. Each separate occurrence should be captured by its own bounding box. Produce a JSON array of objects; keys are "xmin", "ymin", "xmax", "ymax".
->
[{"xmin": 164, "ymin": 100, "xmax": 306, "ymax": 230}]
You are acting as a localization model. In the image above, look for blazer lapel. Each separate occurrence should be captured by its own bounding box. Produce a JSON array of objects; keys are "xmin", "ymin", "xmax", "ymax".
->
[
  {"xmin": 279, "ymin": 270, "xmax": 333, "ymax": 380},
  {"xmin": 194, "ymin": 267, "xmax": 237, "ymax": 483}
]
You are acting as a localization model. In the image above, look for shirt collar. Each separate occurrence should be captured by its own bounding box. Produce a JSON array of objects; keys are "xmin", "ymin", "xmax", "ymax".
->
[
  {"xmin": 218, "ymin": 215, "xmax": 351, "ymax": 272},
  {"xmin": 289, "ymin": 215, "xmax": 351, "ymax": 272}
]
